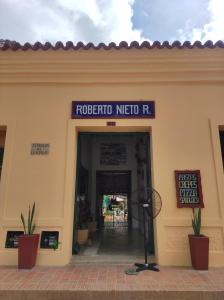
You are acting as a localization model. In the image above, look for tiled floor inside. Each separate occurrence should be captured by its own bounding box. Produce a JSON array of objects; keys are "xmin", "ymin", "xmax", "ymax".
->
[{"xmin": 73, "ymin": 226, "xmax": 145, "ymax": 263}]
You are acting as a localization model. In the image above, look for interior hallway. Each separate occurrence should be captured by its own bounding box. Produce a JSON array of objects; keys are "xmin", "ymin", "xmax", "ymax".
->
[{"xmin": 72, "ymin": 226, "xmax": 147, "ymax": 264}]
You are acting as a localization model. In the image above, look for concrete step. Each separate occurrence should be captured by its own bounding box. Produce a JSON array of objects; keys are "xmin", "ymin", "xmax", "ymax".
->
[
  {"xmin": 1, "ymin": 265, "xmax": 223, "ymax": 300},
  {"xmin": 0, "ymin": 290, "xmax": 223, "ymax": 300},
  {"xmin": 70, "ymin": 254, "xmax": 156, "ymax": 264}
]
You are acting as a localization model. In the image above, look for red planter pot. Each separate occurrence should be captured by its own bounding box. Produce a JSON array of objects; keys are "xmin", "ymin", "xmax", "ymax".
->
[
  {"xmin": 188, "ymin": 234, "xmax": 209, "ymax": 270},
  {"xmin": 18, "ymin": 234, "xmax": 39, "ymax": 269}
]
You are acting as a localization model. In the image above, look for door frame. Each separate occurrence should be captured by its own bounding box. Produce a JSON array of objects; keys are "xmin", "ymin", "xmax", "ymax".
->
[{"xmin": 63, "ymin": 119, "xmax": 157, "ymax": 264}]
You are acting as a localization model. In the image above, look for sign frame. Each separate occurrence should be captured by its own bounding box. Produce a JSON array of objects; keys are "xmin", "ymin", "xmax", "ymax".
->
[
  {"xmin": 40, "ymin": 231, "xmax": 59, "ymax": 249},
  {"xmin": 175, "ymin": 170, "xmax": 204, "ymax": 208},
  {"xmin": 71, "ymin": 100, "xmax": 155, "ymax": 119},
  {"xmin": 5, "ymin": 231, "xmax": 24, "ymax": 248}
]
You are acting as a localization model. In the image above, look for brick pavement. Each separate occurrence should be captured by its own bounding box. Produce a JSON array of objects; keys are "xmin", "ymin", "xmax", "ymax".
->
[{"xmin": 0, "ymin": 265, "xmax": 223, "ymax": 299}]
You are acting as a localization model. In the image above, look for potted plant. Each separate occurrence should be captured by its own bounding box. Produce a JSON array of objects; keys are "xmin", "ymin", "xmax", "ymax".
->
[
  {"xmin": 52, "ymin": 240, "xmax": 61, "ymax": 250},
  {"xmin": 77, "ymin": 222, "xmax": 89, "ymax": 245},
  {"xmin": 188, "ymin": 207, "xmax": 209, "ymax": 270},
  {"xmin": 88, "ymin": 216, "xmax": 97, "ymax": 234},
  {"xmin": 76, "ymin": 198, "xmax": 90, "ymax": 245},
  {"xmin": 18, "ymin": 202, "xmax": 39, "ymax": 269}
]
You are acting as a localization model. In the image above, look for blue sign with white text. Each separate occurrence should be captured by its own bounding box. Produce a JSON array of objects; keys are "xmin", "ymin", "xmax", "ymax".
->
[{"xmin": 72, "ymin": 101, "xmax": 155, "ymax": 119}]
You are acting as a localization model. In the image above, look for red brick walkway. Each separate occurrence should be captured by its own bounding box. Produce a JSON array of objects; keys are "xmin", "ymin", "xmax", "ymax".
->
[{"xmin": 0, "ymin": 265, "xmax": 223, "ymax": 292}]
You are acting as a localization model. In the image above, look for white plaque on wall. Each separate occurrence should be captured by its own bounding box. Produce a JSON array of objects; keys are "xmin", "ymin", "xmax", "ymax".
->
[{"xmin": 31, "ymin": 143, "xmax": 50, "ymax": 155}]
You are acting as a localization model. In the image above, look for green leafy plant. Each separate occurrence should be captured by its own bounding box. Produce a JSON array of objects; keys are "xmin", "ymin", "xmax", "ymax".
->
[
  {"xmin": 192, "ymin": 207, "xmax": 201, "ymax": 236},
  {"xmin": 51, "ymin": 240, "xmax": 61, "ymax": 251},
  {"xmin": 20, "ymin": 202, "xmax": 36, "ymax": 235}
]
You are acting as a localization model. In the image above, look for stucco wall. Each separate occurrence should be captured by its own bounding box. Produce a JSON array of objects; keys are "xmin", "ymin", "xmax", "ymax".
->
[{"xmin": 0, "ymin": 48, "xmax": 224, "ymax": 266}]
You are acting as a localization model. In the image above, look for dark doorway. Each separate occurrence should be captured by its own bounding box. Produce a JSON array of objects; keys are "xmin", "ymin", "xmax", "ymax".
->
[
  {"xmin": 72, "ymin": 132, "xmax": 154, "ymax": 259},
  {"xmin": 220, "ymin": 130, "xmax": 224, "ymax": 169},
  {"xmin": 0, "ymin": 127, "xmax": 6, "ymax": 181}
]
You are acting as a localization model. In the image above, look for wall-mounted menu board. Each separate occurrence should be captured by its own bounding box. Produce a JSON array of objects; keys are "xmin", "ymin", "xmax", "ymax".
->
[
  {"xmin": 175, "ymin": 170, "xmax": 204, "ymax": 208},
  {"xmin": 5, "ymin": 231, "xmax": 24, "ymax": 248}
]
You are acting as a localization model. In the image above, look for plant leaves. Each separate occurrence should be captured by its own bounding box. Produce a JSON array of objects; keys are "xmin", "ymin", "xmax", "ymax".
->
[
  {"xmin": 30, "ymin": 202, "xmax": 35, "ymax": 235},
  {"xmin": 21, "ymin": 213, "xmax": 27, "ymax": 235},
  {"xmin": 28, "ymin": 205, "xmax": 31, "ymax": 235},
  {"xmin": 21, "ymin": 202, "xmax": 36, "ymax": 235},
  {"xmin": 30, "ymin": 224, "xmax": 36, "ymax": 235},
  {"xmin": 192, "ymin": 207, "xmax": 201, "ymax": 236}
]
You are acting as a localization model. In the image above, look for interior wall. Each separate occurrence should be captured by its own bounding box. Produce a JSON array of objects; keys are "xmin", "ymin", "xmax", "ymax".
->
[{"xmin": 80, "ymin": 134, "xmax": 139, "ymax": 223}]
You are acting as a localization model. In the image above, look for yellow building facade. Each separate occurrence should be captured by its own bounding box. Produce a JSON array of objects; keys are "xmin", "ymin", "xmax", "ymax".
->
[{"xmin": 0, "ymin": 41, "xmax": 224, "ymax": 267}]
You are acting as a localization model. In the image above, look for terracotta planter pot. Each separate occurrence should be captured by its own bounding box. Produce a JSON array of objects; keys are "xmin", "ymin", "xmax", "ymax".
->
[
  {"xmin": 18, "ymin": 234, "xmax": 39, "ymax": 269},
  {"xmin": 88, "ymin": 221, "xmax": 97, "ymax": 233},
  {"xmin": 77, "ymin": 229, "xmax": 88, "ymax": 245},
  {"xmin": 188, "ymin": 234, "xmax": 209, "ymax": 270}
]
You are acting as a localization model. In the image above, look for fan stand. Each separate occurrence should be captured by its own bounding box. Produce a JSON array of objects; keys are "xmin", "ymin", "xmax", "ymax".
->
[{"xmin": 134, "ymin": 203, "xmax": 159, "ymax": 272}]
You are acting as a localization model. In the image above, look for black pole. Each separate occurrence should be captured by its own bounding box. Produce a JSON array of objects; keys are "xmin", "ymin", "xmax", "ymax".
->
[
  {"xmin": 143, "ymin": 204, "xmax": 148, "ymax": 265},
  {"xmin": 134, "ymin": 203, "xmax": 159, "ymax": 272}
]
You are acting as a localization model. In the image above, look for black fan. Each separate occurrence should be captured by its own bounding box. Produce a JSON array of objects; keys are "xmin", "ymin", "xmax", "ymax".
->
[{"xmin": 131, "ymin": 186, "xmax": 162, "ymax": 272}]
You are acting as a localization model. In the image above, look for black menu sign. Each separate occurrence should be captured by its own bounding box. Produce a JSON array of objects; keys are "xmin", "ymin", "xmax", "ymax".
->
[
  {"xmin": 5, "ymin": 231, "xmax": 24, "ymax": 248},
  {"xmin": 175, "ymin": 170, "xmax": 204, "ymax": 208},
  {"xmin": 40, "ymin": 231, "xmax": 59, "ymax": 249}
]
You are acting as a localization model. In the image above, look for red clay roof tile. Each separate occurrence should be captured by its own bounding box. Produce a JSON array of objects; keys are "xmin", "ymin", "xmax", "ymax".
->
[{"xmin": 0, "ymin": 40, "xmax": 224, "ymax": 51}]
